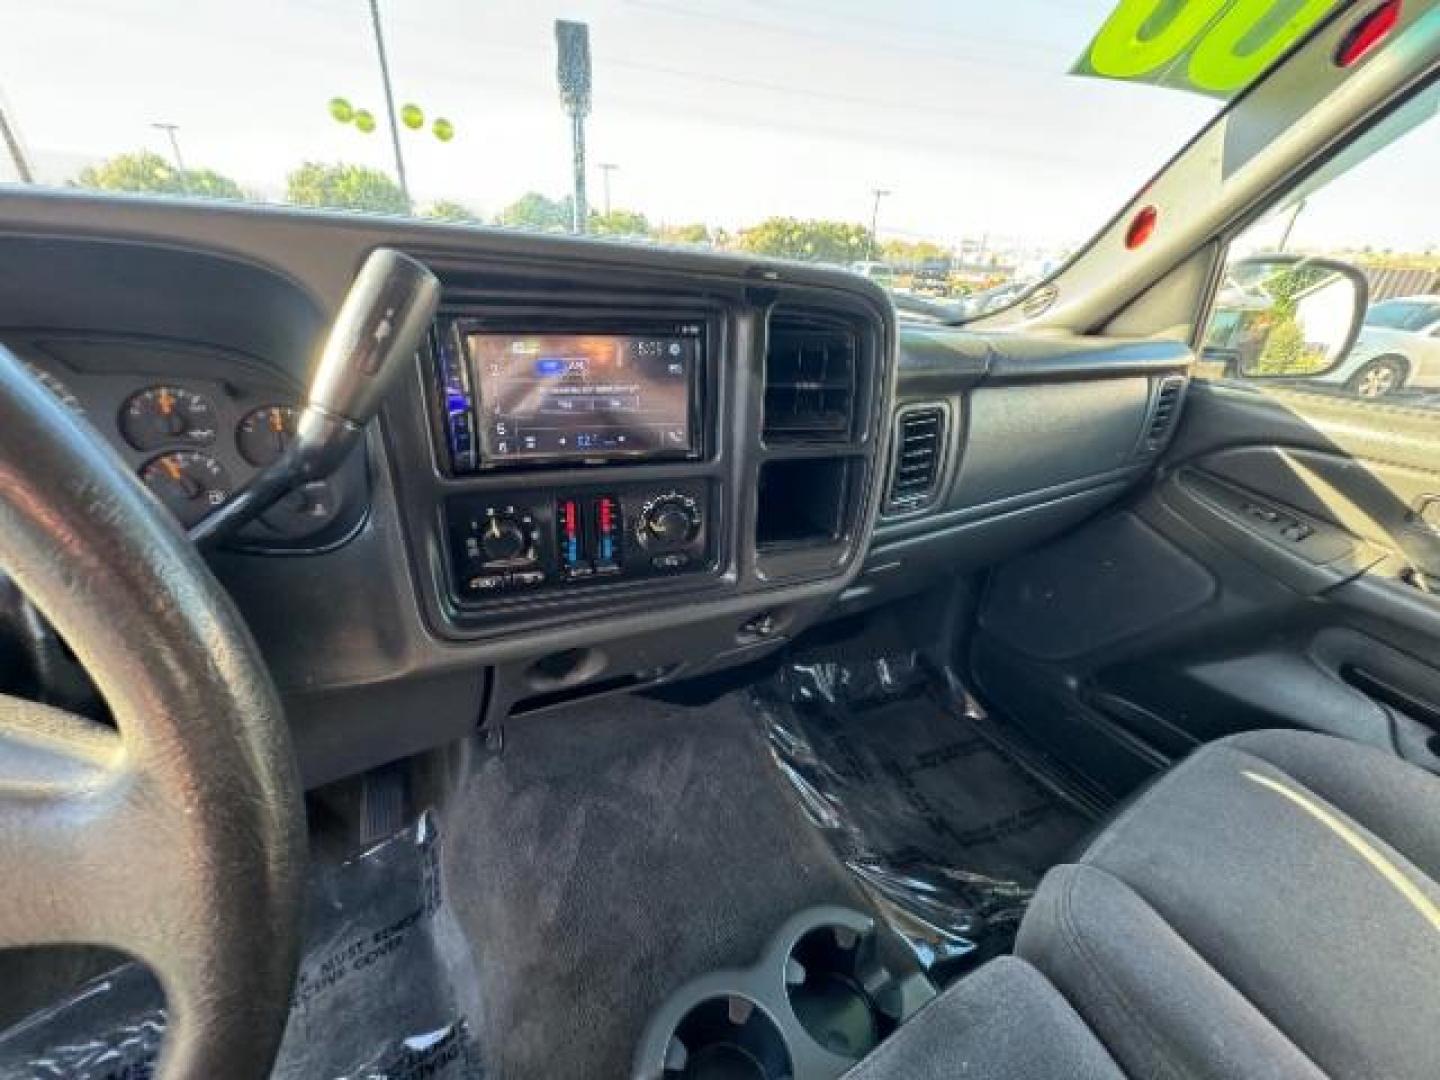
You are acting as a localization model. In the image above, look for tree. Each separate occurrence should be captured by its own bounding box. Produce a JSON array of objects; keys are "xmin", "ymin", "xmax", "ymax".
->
[
  {"xmin": 75, "ymin": 151, "xmax": 243, "ymax": 200},
  {"xmin": 1251, "ymin": 265, "xmax": 1334, "ymax": 376},
  {"xmin": 285, "ymin": 162, "xmax": 408, "ymax": 215},
  {"xmin": 657, "ymin": 222, "xmax": 712, "ymax": 246},
  {"xmin": 882, "ymin": 238, "xmax": 951, "ymax": 267},
  {"xmin": 736, "ymin": 218, "xmax": 871, "ymax": 263},
  {"xmin": 589, "ymin": 208, "xmax": 652, "ymax": 237},
  {"xmin": 494, "ymin": 192, "xmax": 574, "ymax": 232},
  {"xmin": 423, "ymin": 200, "xmax": 481, "ymax": 223}
]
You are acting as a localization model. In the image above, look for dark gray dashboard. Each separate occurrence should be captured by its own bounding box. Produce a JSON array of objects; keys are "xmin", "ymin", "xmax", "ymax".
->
[{"xmin": 0, "ymin": 192, "xmax": 1192, "ymax": 786}]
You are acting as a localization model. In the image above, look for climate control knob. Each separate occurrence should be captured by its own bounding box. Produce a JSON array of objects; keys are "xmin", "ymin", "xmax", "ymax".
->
[
  {"xmin": 637, "ymin": 494, "xmax": 701, "ymax": 551},
  {"xmin": 479, "ymin": 514, "xmax": 532, "ymax": 564}
]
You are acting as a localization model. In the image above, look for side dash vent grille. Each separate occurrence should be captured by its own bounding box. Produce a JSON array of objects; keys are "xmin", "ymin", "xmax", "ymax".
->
[
  {"xmin": 1141, "ymin": 376, "xmax": 1186, "ymax": 454},
  {"xmin": 886, "ymin": 406, "xmax": 946, "ymax": 511}
]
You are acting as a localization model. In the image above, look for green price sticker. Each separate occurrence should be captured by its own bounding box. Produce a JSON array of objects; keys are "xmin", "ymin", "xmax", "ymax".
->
[
  {"xmin": 1074, "ymin": 0, "xmax": 1339, "ymax": 97},
  {"xmin": 401, "ymin": 103, "xmax": 425, "ymax": 130},
  {"xmin": 353, "ymin": 109, "xmax": 376, "ymax": 134},
  {"xmin": 329, "ymin": 97, "xmax": 354, "ymax": 123},
  {"xmin": 432, "ymin": 117, "xmax": 455, "ymax": 142}
]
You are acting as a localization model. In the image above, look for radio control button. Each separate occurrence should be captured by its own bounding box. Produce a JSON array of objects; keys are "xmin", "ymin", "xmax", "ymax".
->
[
  {"xmin": 651, "ymin": 553, "xmax": 690, "ymax": 571},
  {"xmin": 512, "ymin": 570, "xmax": 547, "ymax": 587}
]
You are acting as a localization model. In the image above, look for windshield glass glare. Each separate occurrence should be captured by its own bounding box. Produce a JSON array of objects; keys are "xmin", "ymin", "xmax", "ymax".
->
[{"xmin": 1, "ymin": 1, "xmax": 1229, "ymax": 313}]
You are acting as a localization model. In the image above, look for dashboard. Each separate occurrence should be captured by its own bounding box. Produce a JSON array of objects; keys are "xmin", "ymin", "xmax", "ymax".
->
[{"xmin": 0, "ymin": 194, "xmax": 1191, "ymax": 789}]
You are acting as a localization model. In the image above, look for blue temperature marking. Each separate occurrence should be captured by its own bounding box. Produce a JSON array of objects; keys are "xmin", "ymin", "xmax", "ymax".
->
[
  {"xmin": 601, "ymin": 537, "xmax": 613, "ymax": 560},
  {"xmin": 536, "ymin": 358, "xmax": 566, "ymax": 376}
]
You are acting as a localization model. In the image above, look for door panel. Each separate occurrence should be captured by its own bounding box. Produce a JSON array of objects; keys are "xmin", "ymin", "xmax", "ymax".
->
[{"xmin": 971, "ymin": 380, "xmax": 1440, "ymax": 803}]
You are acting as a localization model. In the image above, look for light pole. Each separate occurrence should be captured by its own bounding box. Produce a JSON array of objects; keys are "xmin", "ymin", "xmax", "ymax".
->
[
  {"xmin": 555, "ymin": 21, "xmax": 592, "ymax": 235},
  {"xmin": 366, "ymin": 0, "xmax": 411, "ymax": 210},
  {"xmin": 599, "ymin": 162, "xmax": 618, "ymax": 217},
  {"xmin": 1278, "ymin": 198, "xmax": 1307, "ymax": 252},
  {"xmin": 869, "ymin": 188, "xmax": 891, "ymax": 260},
  {"xmin": 0, "ymin": 87, "xmax": 33, "ymax": 183},
  {"xmin": 151, "ymin": 122, "xmax": 190, "ymax": 195}
]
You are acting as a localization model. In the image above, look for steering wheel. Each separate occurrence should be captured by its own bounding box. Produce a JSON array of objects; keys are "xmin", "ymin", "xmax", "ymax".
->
[{"xmin": 0, "ymin": 344, "xmax": 306, "ymax": 1078}]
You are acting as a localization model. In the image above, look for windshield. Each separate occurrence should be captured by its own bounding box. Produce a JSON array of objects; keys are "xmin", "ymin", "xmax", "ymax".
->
[
  {"xmin": 0, "ymin": 0, "xmax": 1231, "ymax": 312},
  {"xmin": 1365, "ymin": 299, "xmax": 1440, "ymax": 331}
]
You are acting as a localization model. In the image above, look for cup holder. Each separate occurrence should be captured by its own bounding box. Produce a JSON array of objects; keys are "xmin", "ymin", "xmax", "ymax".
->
[
  {"xmin": 633, "ymin": 906, "xmax": 934, "ymax": 1080},
  {"xmin": 664, "ymin": 996, "xmax": 793, "ymax": 1080},
  {"xmin": 785, "ymin": 925, "xmax": 897, "ymax": 1059}
]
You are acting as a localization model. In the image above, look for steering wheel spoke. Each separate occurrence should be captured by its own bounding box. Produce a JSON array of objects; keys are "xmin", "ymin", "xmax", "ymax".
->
[
  {"xmin": 0, "ymin": 696, "xmax": 192, "ymax": 967},
  {"xmin": 0, "ymin": 344, "xmax": 305, "ymax": 1079}
]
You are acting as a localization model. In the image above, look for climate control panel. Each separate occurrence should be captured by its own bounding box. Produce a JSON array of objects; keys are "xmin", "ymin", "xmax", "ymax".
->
[{"xmin": 446, "ymin": 481, "xmax": 711, "ymax": 601}]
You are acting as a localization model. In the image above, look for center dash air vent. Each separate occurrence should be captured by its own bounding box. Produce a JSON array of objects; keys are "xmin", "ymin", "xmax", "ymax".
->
[
  {"xmin": 1140, "ymin": 375, "xmax": 1187, "ymax": 454},
  {"xmin": 763, "ymin": 313, "xmax": 858, "ymax": 443},
  {"xmin": 886, "ymin": 406, "xmax": 946, "ymax": 511}
]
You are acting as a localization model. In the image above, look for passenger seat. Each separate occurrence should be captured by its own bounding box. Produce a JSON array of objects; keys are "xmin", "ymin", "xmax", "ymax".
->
[
  {"xmin": 851, "ymin": 729, "xmax": 1440, "ymax": 1078},
  {"xmin": 842, "ymin": 955, "xmax": 1124, "ymax": 1079},
  {"xmin": 1018, "ymin": 729, "xmax": 1440, "ymax": 1079}
]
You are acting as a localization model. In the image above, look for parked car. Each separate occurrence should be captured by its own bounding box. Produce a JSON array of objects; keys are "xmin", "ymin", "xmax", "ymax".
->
[{"xmin": 1322, "ymin": 295, "xmax": 1440, "ymax": 397}]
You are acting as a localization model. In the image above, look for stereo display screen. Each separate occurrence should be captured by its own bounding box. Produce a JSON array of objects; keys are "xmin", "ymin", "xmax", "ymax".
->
[{"xmin": 465, "ymin": 329, "xmax": 699, "ymax": 465}]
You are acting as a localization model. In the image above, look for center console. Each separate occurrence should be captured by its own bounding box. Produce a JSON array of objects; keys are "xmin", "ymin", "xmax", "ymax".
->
[
  {"xmin": 424, "ymin": 308, "xmax": 725, "ymax": 613},
  {"xmin": 379, "ymin": 249, "xmax": 895, "ymax": 711}
]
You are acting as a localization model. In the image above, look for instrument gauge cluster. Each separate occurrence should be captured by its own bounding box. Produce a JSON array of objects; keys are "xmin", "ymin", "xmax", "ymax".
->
[{"xmin": 7, "ymin": 340, "xmax": 363, "ymax": 551}]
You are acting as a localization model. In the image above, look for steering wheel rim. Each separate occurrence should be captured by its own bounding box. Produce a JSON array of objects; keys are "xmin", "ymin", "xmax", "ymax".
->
[{"xmin": 0, "ymin": 345, "xmax": 305, "ymax": 1077}]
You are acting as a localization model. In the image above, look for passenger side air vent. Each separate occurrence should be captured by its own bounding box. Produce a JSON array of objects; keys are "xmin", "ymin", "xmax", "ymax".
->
[
  {"xmin": 763, "ymin": 313, "xmax": 858, "ymax": 443},
  {"xmin": 1140, "ymin": 376, "xmax": 1186, "ymax": 454},
  {"xmin": 886, "ymin": 405, "xmax": 946, "ymax": 512}
]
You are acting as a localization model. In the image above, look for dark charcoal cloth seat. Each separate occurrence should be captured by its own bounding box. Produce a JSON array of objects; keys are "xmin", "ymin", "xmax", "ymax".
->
[
  {"xmin": 1017, "ymin": 729, "xmax": 1440, "ymax": 1080},
  {"xmin": 842, "ymin": 956, "xmax": 1125, "ymax": 1080}
]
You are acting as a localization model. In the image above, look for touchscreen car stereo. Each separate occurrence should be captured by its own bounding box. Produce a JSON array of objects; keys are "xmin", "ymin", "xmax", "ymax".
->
[{"xmin": 432, "ymin": 319, "xmax": 703, "ymax": 471}]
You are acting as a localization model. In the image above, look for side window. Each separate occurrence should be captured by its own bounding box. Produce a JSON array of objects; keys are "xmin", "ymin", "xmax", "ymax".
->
[{"xmin": 1199, "ymin": 88, "xmax": 1440, "ymax": 408}]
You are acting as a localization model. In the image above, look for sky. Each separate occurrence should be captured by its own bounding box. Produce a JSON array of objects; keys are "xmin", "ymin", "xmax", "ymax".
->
[{"xmin": 0, "ymin": 0, "xmax": 1434, "ymax": 253}]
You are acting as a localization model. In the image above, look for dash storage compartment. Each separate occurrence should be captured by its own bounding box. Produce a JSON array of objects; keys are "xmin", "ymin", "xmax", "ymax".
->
[{"xmin": 633, "ymin": 906, "xmax": 935, "ymax": 1080}]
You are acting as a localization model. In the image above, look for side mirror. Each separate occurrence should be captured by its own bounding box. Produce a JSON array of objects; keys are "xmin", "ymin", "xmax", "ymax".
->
[{"xmin": 1201, "ymin": 254, "xmax": 1369, "ymax": 381}]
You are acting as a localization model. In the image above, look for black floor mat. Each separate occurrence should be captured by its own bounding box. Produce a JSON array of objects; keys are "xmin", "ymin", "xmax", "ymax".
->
[
  {"xmin": 752, "ymin": 651, "xmax": 1094, "ymax": 973},
  {"xmin": 0, "ymin": 814, "xmax": 485, "ymax": 1080},
  {"xmin": 437, "ymin": 693, "xmax": 876, "ymax": 1080},
  {"xmin": 0, "ymin": 650, "xmax": 1093, "ymax": 1079}
]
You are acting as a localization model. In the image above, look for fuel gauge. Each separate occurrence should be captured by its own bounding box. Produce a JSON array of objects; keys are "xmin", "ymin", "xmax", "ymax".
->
[{"xmin": 141, "ymin": 451, "xmax": 231, "ymax": 527}]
